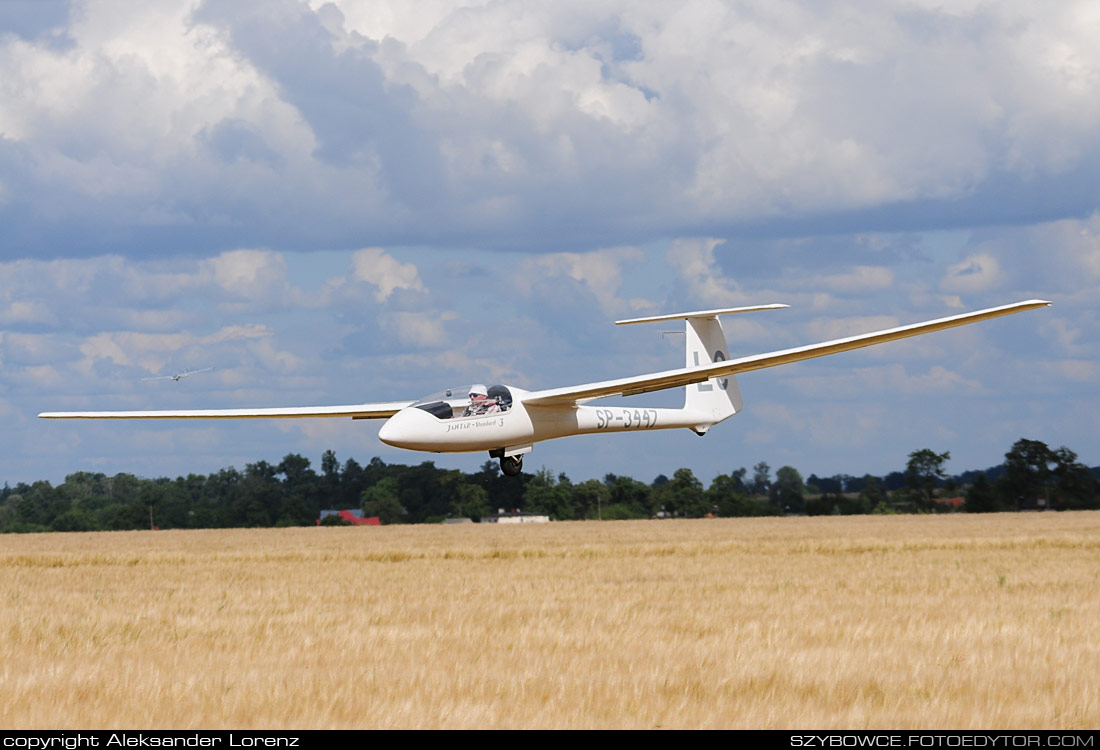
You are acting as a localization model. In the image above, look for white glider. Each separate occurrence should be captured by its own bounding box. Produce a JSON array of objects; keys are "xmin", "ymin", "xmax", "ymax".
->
[
  {"xmin": 142, "ymin": 367, "xmax": 214, "ymax": 382},
  {"xmin": 40, "ymin": 299, "xmax": 1050, "ymax": 476}
]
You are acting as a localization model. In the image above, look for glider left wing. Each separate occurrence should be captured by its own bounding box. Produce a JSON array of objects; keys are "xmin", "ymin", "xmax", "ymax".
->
[
  {"xmin": 523, "ymin": 299, "xmax": 1051, "ymax": 407},
  {"xmin": 38, "ymin": 402, "xmax": 411, "ymax": 420}
]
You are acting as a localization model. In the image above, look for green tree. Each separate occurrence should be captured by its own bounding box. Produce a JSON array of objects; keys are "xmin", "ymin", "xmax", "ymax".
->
[
  {"xmin": 905, "ymin": 449, "xmax": 950, "ymax": 512},
  {"xmin": 771, "ymin": 466, "xmax": 805, "ymax": 513},
  {"xmin": 1051, "ymin": 447, "xmax": 1099, "ymax": 509},
  {"xmin": 277, "ymin": 494, "xmax": 314, "ymax": 526},
  {"xmin": 451, "ymin": 483, "xmax": 490, "ymax": 521},
  {"xmin": 362, "ymin": 477, "xmax": 406, "ymax": 524},
  {"xmin": 232, "ymin": 461, "xmax": 283, "ymax": 527},
  {"xmin": 50, "ymin": 508, "xmax": 98, "ymax": 532},
  {"xmin": 571, "ymin": 479, "xmax": 610, "ymax": 520},
  {"xmin": 858, "ymin": 475, "xmax": 889, "ymax": 514},
  {"xmin": 708, "ymin": 472, "xmax": 772, "ymax": 516},
  {"xmin": 278, "ymin": 454, "xmax": 314, "ymax": 485},
  {"xmin": 603, "ymin": 474, "xmax": 652, "ymax": 518},
  {"xmin": 524, "ymin": 469, "xmax": 574, "ymax": 520},
  {"xmin": 653, "ymin": 468, "xmax": 708, "ymax": 517},
  {"xmin": 1000, "ymin": 439, "xmax": 1097, "ymax": 510},
  {"xmin": 965, "ymin": 472, "xmax": 999, "ymax": 513},
  {"xmin": 321, "ymin": 450, "xmax": 339, "ymax": 479},
  {"xmin": 750, "ymin": 462, "xmax": 771, "ymax": 497}
]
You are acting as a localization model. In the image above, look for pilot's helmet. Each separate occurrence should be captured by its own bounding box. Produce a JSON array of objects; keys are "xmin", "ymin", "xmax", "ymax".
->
[{"xmin": 469, "ymin": 384, "xmax": 488, "ymax": 399}]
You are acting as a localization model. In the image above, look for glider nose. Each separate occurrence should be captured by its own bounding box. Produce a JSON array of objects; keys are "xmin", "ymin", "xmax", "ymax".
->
[
  {"xmin": 378, "ymin": 407, "xmax": 427, "ymax": 449},
  {"xmin": 377, "ymin": 412, "xmax": 403, "ymax": 447}
]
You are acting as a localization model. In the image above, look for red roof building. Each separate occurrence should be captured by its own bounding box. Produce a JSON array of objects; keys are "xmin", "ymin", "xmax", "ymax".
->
[{"xmin": 318, "ymin": 509, "xmax": 381, "ymax": 526}]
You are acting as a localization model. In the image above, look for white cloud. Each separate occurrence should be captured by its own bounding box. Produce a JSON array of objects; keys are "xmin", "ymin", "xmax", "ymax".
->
[
  {"xmin": 3, "ymin": 0, "xmax": 1098, "ymax": 257},
  {"xmin": 666, "ymin": 237, "xmax": 742, "ymax": 306},
  {"xmin": 201, "ymin": 249, "xmax": 293, "ymax": 302},
  {"xmin": 349, "ymin": 248, "xmax": 426, "ymax": 302},
  {"xmin": 384, "ymin": 310, "xmax": 456, "ymax": 349},
  {"xmin": 786, "ymin": 364, "xmax": 982, "ymax": 399},
  {"xmin": 1030, "ymin": 212, "xmax": 1100, "ymax": 282},
  {"xmin": 0, "ymin": 332, "xmax": 73, "ymax": 365},
  {"xmin": 0, "ymin": 251, "xmax": 334, "ymax": 331},
  {"xmin": 941, "ymin": 253, "xmax": 1004, "ymax": 293},
  {"xmin": 805, "ymin": 315, "xmax": 899, "ymax": 342},
  {"xmin": 12, "ymin": 364, "xmax": 68, "ymax": 390},
  {"xmin": 816, "ymin": 266, "xmax": 895, "ymax": 294},
  {"xmin": 78, "ymin": 330, "xmax": 196, "ymax": 373},
  {"xmin": 0, "ymin": 300, "xmax": 56, "ymax": 325},
  {"xmin": 245, "ymin": 338, "xmax": 303, "ymax": 373},
  {"xmin": 519, "ymin": 246, "xmax": 645, "ymax": 315},
  {"xmin": 202, "ymin": 324, "xmax": 274, "ymax": 345},
  {"xmin": 1039, "ymin": 359, "xmax": 1100, "ymax": 383}
]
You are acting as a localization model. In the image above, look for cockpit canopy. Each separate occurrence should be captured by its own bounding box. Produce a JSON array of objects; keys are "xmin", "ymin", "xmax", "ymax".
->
[{"xmin": 412, "ymin": 384, "xmax": 513, "ymax": 420}]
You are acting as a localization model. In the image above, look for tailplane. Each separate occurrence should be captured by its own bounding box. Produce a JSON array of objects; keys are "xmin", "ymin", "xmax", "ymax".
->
[{"xmin": 616, "ymin": 304, "xmax": 787, "ymax": 433}]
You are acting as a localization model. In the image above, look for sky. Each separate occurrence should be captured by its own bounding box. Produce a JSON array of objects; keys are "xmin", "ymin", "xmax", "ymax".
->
[{"xmin": 1, "ymin": 0, "xmax": 1098, "ymax": 487}]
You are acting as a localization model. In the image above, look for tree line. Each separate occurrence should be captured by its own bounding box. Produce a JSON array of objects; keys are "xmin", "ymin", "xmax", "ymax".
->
[{"xmin": 2, "ymin": 439, "xmax": 1097, "ymax": 533}]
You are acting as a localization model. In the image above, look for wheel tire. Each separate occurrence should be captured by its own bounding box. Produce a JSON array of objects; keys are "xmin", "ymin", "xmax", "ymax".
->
[{"xmin": 500, "ymin": 455, "xmax": 523, "ymax": 477}]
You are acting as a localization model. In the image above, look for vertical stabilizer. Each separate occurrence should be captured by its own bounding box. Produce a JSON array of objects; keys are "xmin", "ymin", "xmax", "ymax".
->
[{"xmin": 683, "ymin": 315, "xmax": 742, "ymax": 432}]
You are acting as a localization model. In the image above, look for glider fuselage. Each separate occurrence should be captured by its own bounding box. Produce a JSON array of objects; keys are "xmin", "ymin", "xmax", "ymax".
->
[{"xmin": 377, "ymin": 389, "xmax": 705, "ymax": 456}]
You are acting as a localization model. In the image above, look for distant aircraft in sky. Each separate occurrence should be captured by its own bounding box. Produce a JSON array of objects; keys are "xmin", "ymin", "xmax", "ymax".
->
[
  {"xmin": 41, "ymin": 300, "xmax": 1050, "ymax": 476},
  {"xmin": 141, "ymin": 367, "xmax": 214, "ymax": 382}
]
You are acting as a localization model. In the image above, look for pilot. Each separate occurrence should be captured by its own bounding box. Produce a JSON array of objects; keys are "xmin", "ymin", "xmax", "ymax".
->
[{"xmin": 464, "ymin": 384, "xmax": 499, "ymax": 416}]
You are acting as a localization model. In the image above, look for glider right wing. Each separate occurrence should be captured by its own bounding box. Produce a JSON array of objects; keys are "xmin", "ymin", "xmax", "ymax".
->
[{"xmin": 523, "ymin": 299, "xmax": 1051, "ymax": 406}]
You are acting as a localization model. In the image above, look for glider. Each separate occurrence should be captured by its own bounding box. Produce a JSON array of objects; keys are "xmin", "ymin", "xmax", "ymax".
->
[
  {"xmin": 141, "ymin": 367, "xmax": 214, "ymax": 382},
  {"xmin": 40, "ymin": 299, "xmax": 1050, "ymax": 476}
]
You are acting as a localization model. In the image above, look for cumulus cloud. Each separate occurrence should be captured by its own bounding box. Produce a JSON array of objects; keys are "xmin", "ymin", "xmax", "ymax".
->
[
  {"xmin": 786, "ymin": 364, "xmax": 982, "ymax": 399},
  {"xmin": 246, "ymin": 338, "xmax": 303, "ymax": 373},
  {"xmin": 805, "ymin": 315, "xmax": 900, "ymax": 342},
  {"xmin": 77, "ymin": 330, "xmax": 196, "ymax": 373},
  {"xmin": 1026, "ymin": 212, "xmax": 1100, "ymax": 283},
  {"xmin": 518, "ymin": 246, "xmax": 645, "ymax": 315},
  {"xmin": 384, "ymin": 310, "xmax": 456, "ymax": 349},
  {"xmin": 1033, "ymin": 359, "xmax": 1100, "ymax": 383},
  {"xmin": 203, "ymin": 249, "xmax": 289, "ymax": 300},
  {"xmin": 348, "ymin": 248, "xmax": 426, "ymax": 302},
  {"xmin": 2, "ymin": 1, "xmax": 1099, "ymax": 258},
  {"xmin": 816, "ymin": 266, "xmax": 895, "ymax": 294},
  {"xmin": 202, "ymin": 324, "xmax": 274, "ymax": 345},
  {"xmin": 941, "ymin": 253, "xmax": 1004, "ymax": 293},
  {"xmin": 0, "ymin": 299, "xmax": 56, "ymax": 325},
  {"xmin": 667, "ymin": 237, "xmax": 742, "ymax": 305}
]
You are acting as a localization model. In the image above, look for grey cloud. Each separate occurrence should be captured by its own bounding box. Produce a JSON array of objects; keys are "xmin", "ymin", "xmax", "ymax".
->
[
  {"xmin": 195, "ymin": 0, "xmax": 446, "ymax": 211},
  {"xmin": 0, "ymin": 0, "xmax": 1097, "ymax": 263},
  {"xmin": 200, "ymin": 119, "xmax": 285, "ymax": 169},
  {"xmin": 0, "ymin": 0, "xmax": 72, "ymax": 46}
]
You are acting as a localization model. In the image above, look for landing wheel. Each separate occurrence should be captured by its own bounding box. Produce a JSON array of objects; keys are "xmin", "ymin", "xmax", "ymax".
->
[{"xmin": 500, "ymin": 454, "xmax": 523, "ymax": 477}]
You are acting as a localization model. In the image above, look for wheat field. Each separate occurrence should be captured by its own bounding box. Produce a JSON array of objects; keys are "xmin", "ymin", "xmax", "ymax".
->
[{"xmin": 1, "ymin": 513, "xmax": 1097, "ymax": 729}]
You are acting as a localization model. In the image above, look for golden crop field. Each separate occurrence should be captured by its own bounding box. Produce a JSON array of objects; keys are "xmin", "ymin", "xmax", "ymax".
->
[{"xmin": 1, "ymin": 512, "xmax": 1098, "ymax": 729}]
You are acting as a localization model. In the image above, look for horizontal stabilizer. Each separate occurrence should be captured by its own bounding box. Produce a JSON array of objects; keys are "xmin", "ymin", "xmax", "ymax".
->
[{"xmin": 615, "ymin": 304, "xmax": 788, "ymax": 325}]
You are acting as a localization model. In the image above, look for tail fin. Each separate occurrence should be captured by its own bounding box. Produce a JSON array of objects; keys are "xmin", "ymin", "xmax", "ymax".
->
[
  {"xmin": 616, "ymin": 304, "xmax": 787, "ymax": 434},
  {"xmin": 682, "ymin": 315, "xmax": 742, "ymax": 433}
]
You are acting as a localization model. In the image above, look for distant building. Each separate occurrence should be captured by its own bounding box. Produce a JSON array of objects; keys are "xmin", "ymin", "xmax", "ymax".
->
[
  {"xmin": 317, "ymin": 509, "xmax": 381, "ymax": 526},
  {"xmin": 483, "ymin": 510, "xmax": 550, "ymax": 524}
]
